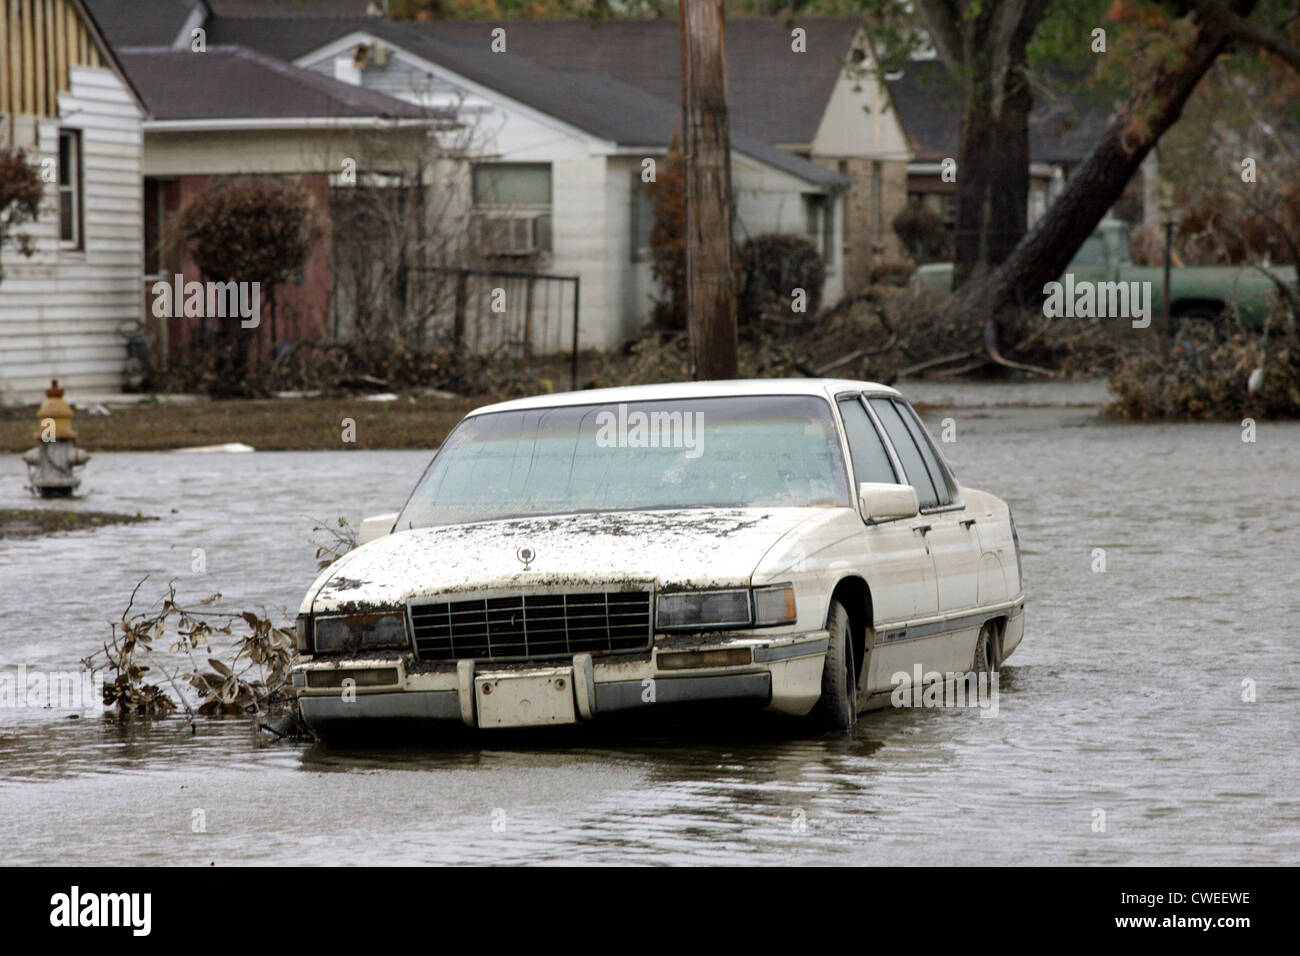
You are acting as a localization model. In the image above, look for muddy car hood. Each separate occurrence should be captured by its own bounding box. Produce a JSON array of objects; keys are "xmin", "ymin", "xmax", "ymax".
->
[{"xmin": 304, "ymin": 507, "xmax": 833, "ymax": 614}]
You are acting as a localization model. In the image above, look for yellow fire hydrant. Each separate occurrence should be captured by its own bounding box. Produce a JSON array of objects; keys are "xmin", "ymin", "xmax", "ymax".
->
[{"xmin": 21, "ymin": 380, "xmax": 91, "ymax": 497}]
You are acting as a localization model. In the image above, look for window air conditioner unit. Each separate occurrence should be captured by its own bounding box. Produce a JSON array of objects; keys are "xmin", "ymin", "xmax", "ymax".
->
[{"xmin": 472, "ymin": 212, "xmax": 547, "ymax": 256}]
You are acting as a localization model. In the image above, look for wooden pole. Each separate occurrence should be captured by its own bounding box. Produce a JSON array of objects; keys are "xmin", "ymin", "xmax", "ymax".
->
[{"xmin": 679, "ymin": 0, "xmax": 738, "ymax": 380}]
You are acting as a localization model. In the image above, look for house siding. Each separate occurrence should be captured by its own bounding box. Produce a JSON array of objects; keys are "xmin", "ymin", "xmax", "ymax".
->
[
  {"xmin": 733, "ymin": 155, "xmax": 845, "ymax": 305},
  {"xmin": 0, "ymin": 63, "xmax": 143, "ymax": 402}
]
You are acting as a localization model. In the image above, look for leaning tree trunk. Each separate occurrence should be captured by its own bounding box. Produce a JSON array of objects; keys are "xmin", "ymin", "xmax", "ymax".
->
[
  {"xmin": 953, "ymin": 65, "xmax": 1032, "ymax": 288},
  {"xmin": 680, "ymin": 0, "xmax": 739, "ymax": 380},
  {"xmin": 917, "ymin": 0, "xmax": 1048, "ymax": 289},
  {"xmin": 943, "ymin": 0, "xmax": 1260, "ymax": 365}
]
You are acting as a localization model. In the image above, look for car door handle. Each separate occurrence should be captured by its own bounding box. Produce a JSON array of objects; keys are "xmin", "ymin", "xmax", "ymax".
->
[
  {"xmin": 912, "ymin": 523, "xmax": 932, "ymax": 535},
  {"xmin": 959, "ymin": 518, "xmax": 977, "ymax": 528}
]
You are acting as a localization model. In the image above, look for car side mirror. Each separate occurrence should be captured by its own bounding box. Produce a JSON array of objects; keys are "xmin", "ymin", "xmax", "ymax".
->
[
  {"xmin": 358, "ymin": 512, "xmax": 399, "ymax": 545},
  {"xmin": 858, "ymin": 482, "xmax": 919, "ymax": 521}
]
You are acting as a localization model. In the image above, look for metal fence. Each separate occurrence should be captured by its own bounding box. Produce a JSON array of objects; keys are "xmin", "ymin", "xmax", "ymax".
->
[{"xmin": 402, "ymin": 266, "xmax": 580, "ymax": 389}]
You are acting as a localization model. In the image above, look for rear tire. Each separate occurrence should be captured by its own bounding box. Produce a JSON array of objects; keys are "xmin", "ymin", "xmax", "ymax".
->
[
  {"xmin": 972, "ymin": 622, "xmax": 997, "ymax": 680},
  {"xmin": 813, "ymin": 600, "xmax": 857, "ymax": 732}
]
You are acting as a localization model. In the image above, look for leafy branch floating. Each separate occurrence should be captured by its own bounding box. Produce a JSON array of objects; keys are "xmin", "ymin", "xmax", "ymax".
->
[{"xmin": 84, "ymin": 577, "xmax": 298, "ymax": 727}]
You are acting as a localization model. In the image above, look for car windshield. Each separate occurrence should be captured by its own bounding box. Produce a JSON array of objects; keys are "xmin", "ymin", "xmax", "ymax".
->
[{"xmin": 397, "ymin": 395, "xmax": 851, "ymax": 528}]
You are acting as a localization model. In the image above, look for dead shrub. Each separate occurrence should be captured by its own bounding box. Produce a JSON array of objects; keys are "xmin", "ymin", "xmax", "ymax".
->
[{"xmin": 1108, "ymin": 324, "xmax": 1300, "ymax": 420}]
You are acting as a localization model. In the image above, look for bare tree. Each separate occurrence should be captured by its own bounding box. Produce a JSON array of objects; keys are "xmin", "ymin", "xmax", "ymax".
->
[
  {"xmin": 328, "ymin": 108, "xmax": 483, "ymax": 355},
  {"xmin": 916, "ymin": 0, "xmax": 1053, "ymax": 290}
]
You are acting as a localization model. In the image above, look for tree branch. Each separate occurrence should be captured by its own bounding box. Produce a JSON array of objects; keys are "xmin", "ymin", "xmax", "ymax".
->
[{"xmin": 1187, "ymin": 0, "xmax": 1300, "ymax": 74}]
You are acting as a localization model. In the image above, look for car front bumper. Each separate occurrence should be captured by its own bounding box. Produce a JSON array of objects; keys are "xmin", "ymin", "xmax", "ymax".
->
[{"xmin": 293, "ymin": 630, "xmax": 829, "ymax": 732}]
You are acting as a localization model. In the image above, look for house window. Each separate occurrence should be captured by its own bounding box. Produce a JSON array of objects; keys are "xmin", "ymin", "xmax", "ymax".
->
[
  {"xmin": 471, "ymin": 162, "xmax": 552, "ymax": 254},
  {"xmin": 472, "ymin": 163, "xmax": 551, "ymax": 205},
  {"xmin": 58, "ymin": 129, "xmax": 83, "ymax": 249},
  {"xmin": 803, "ymin": 193, "xmax": 833, "ymax": 265}
]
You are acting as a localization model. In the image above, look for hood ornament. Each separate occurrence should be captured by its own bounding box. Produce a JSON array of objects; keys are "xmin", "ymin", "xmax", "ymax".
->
[{"xmin": 516, "ymin": 546, "xmax": 536, "ymax": 570}]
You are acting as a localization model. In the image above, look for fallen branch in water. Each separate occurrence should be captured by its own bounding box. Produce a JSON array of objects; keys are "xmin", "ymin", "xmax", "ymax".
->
[{"xmin": 84, "ymin": 577, "xmax": 299, "ymax": 725}]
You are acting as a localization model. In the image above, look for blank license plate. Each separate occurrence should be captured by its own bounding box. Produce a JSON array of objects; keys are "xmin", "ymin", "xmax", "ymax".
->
[{"xmin": 475, "ymin": 668, "xmax": 577, "ymax": 728}]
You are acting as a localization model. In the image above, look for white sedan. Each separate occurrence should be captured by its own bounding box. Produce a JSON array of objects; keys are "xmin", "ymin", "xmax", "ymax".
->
[{"xmin": 291, "ymin": 379, "xmax": 1024, "ymax": 734}]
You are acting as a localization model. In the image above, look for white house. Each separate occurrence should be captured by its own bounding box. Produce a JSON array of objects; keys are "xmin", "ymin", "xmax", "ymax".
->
[
  {"xmin": 0, "ymin": 0, "xmax": 145, "ymax": 402},
  {"xmin": 80, "ymin": 6, "xmax": 907, "ymax": 367},
  {"xmin": 272, "ymin": 22, "xmax": 851, "ymax": 350}
]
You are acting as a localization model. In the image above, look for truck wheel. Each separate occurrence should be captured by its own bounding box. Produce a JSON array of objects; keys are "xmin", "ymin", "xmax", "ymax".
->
[
  {"xmin": 1174, "ymin": 307, "xmax": 1224, "ymax": 343},
  {"xmin": 813, "ymin": 600, "xmax": 857, "ymax": 732}
]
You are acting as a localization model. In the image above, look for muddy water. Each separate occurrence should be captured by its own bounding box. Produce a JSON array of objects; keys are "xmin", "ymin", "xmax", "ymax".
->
[{"xmin": 1, "ymin": 386, "xmax": 1297, "ymax": 865}]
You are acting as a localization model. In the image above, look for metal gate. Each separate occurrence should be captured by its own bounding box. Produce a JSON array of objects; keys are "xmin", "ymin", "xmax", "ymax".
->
[{"xmin": 402, "ymin": 266, "xmax": 580, "ymax": 389}]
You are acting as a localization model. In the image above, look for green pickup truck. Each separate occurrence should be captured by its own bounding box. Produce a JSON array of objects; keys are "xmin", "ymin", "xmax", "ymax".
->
[{"xmin": 913, "ymin": 219, "xmax": 1297, "ymax": 330}]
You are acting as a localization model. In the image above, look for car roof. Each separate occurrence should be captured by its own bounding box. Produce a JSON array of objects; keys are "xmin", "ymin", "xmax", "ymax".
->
[{"xmin": 467, "ymin": 378, "xmax": 902, "ymax": 416}]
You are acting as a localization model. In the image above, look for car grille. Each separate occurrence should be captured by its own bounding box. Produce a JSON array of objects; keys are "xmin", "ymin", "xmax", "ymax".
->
[{"xmin": 409, "ymin": 590, "xmax": 653, "ymax": 661}]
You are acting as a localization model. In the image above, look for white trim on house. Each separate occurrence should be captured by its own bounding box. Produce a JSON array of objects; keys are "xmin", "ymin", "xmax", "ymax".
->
[
  {"xmin": 143, "ymin": 117, "xmax": 435, "ymax": 132},
  {"xmin": 908, "ymin": 161, "xmax": 1061, "ymax": 176}
]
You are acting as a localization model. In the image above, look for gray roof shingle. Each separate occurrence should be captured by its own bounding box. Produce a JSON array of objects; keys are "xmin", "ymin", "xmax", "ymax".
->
[
  {"xmin": 83, "ymin": 0, "xmax": 200, "ymax": 48},
  {"xmin": 202, "ymin": 16, "xmax": 848, "ymax": 187},
  {"xmin": 206, "ymin": 16, "xmax": 861, "ymax": 147},
  {"xmin": 886, "ymin": 59, "xmax": 1110, "ymax": 166},
  {"xmin": 416, "ymin": 17, "xmax": 862, "ymax": 148},
  {"xmin": 116, "ymin": 44, "xmax": 432, "ymax": 121}
]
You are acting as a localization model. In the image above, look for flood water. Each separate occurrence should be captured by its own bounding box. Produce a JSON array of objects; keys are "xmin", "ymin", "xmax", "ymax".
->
[{"xmin": 1, "ymin": 382, "xmax": 1296, "ymax": 865}]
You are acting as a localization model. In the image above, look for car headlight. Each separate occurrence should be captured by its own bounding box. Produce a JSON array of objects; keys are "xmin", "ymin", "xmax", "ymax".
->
[
  {"xmin": 294, "ymin": 614, "xmax": 311, "ymax": 654},
  {"xmin": 752, "ymin": 584, "xmax": 797, "ymax": 626},
  {"xmin": 655, "ymin": 585, "xmax": 796, "ymax": 631},
  {"xmin": 313, "ymin": 611, "xmax": 409, "ymax": 654}
]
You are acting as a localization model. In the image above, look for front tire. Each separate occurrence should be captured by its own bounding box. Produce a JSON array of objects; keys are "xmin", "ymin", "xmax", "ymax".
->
[{"xmin": 813, "ymin": 600, "xmax": 857, "ymax": 732}]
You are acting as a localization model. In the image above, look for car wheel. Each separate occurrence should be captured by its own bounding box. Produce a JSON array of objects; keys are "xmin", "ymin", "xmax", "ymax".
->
[
  {"xmin": 813, "ymin": 599, "xmax": 857, "ymax": 732},
  {"xmin": 972, "ymin": 622, "xmax": 997, "ymax": 680}
]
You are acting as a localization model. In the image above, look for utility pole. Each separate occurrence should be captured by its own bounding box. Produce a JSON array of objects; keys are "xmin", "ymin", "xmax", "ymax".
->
[{"xmin": 679, "ymin": 0, "xmax": 738, "ymax": 380}]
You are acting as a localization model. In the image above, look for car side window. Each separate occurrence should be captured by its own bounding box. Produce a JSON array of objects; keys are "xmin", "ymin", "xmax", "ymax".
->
[
  {"xmin": 895, "ymin": 400, "xmax": 956, "ymax": 505},
  {"xmin": 837, "ymin": 396, "xmax": 897, "ymax": 486},
  {"xmin": 868, "ymin": 398, "xmax": 941, "ymax": 509}
]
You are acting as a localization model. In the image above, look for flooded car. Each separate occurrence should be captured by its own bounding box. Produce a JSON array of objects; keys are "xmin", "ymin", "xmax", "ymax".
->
[{"xmin": 291, "ymin": 379, "xmax": 1025, "ymax": 734}]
